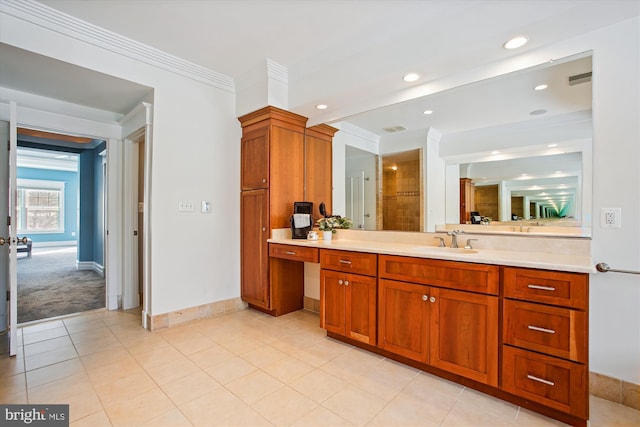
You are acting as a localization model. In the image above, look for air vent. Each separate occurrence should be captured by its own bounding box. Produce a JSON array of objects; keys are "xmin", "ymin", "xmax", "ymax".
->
[
  {"xmin": 382, "ymin": 125, "xmax": 407, "ymax": 133},
  {"xmin": 568, "ymin": 72, "xmax": 592, "ymax": 86}
]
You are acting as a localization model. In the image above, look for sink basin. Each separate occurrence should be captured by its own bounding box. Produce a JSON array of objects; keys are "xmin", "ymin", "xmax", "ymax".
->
[{"xmin": 412, "ymin": 246, "xmax": 478, "ymax": 254}]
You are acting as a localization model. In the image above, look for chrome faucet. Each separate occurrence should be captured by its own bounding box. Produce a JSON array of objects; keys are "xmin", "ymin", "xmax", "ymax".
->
[
  {"xmin": 434, "ymin": 236, "xmax": 446, "ymax": 247},
  {"xmin": 447, "ymin": 230, "xmax": 463, "ymax": 248}
]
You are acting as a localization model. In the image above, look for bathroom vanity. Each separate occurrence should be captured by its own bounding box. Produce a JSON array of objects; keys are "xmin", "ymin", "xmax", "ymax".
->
[{"xmin": 268, "ymin": 230, "xmax": 593, "ymax": 427}]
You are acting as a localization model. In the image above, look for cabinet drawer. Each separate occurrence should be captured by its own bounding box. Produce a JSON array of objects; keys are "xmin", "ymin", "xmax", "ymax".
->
[
  {"xmin": 320, "ymin": 249, "xmax": 377, "ymax": 276},
  {"xmin": 269, "ymin": 243, "xmax": 318, "ymax": 263},
  {"xmin": 379, "ymin": 255, "xmax": 499, "ymax": 295},
  {"xmin": 502, "ymin": 346, "xmax": 587, "ymax": 418},
  {"xmin": 503, "ymin": 300, "xmax": 586, "ymax": 363},
  {"xmin": 503, "ymin": 267, "xmax": 587, "ymax": 309}
]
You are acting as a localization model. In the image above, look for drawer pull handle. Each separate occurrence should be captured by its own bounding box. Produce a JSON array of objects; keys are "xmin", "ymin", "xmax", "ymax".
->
[
  {"xmin": 528, "ymin": 325, "xmax": 556, "ymax": 334},
  {"xmin": 338, "ymin": 280, "xmax": 343, "ymax": 285},
  {"xmin": 285, "ymin": 251, "xmax": 296, "ymax": 255},
  {"xmin": 422, "ymin": 295, "xmax": 429, "ymax": 301},
  {"xmin": 339, "ymin": 260, "xmax": 352, "ymax": 265},
  {"xmin": 527, "ymin": 284, "xmax": 556, "ymax": 292},
  {"xmin": 527, "ymin": 374, "xmax": 555, "ymax": 386},
  {"xmin": 344, "ymin": 280, "xmax": 349, "ymax": 286}
]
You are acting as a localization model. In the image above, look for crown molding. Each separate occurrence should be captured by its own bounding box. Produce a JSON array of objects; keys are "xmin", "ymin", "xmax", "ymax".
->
[
  {"xmin": 266, "ymin": 59, "xmax": 288, "ymax": 84},
  {"xmin": 1, "ymin": 0, "xmax": 236, "ymax": 93}
]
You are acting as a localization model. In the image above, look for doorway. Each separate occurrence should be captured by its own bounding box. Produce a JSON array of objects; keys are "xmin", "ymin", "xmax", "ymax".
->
[{"xmin": 14, "ymin": 133, "xmax": 107, "ymax": 323}]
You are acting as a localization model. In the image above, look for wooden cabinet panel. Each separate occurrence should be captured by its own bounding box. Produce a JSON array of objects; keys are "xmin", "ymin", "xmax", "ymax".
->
[
  {"xmin": 504, "ymin": 267, "xmax": 587, "ymax": 309},
  {"xmin": 502, "ymin": 346, "xmax": 587, "ymax": 418},
  {"xmin": 321, "ymin": 269, "xmax": 377, "ymax": 345},
  {"xmin": 320, "ymin": 249, "xmax": 377, "ymax": 276},
  {"xmin": 305, "ymin": 124, "xmax": 336, "ymax": 220},
  {"xmin": 379, "ymin": 255, "xmax": 499, "ymax": 295},
  {"xmin": 269, "ymin": 243, "xmax": 319, "ymax": 263},
  {"xmin": 241, "ymin": 190, "xmax": 269, "ymax": 309},
  {"xmin": 430, "ymin": 288, "xmax": 499, "ymax": 386},
  {"xmin": 378, "ymin": 279, "xmax": 430, "ymax": 363},
  {"xmin": 503, "ymin": 299, "xmax": 587, "ymax": 363},
  {"xmin": 241, "ymin": 128, "xmax": 269, "ymax": 190}
]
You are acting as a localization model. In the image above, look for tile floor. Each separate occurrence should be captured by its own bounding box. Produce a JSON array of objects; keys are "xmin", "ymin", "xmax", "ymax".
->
[{"xmin": 1, "ymin": 308, "xmax": 639, "ymax": 427}]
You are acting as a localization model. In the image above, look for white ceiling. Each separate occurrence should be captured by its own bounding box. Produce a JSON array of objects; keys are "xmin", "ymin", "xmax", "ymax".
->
[{"xmin": 2, "ymin": 0, "xmax": 638, "ymax": 122}]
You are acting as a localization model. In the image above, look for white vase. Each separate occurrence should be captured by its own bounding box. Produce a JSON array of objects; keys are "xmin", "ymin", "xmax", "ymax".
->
[{"xmin": 322, "ymin": 230, "xmax": 332, "ymax": 241}]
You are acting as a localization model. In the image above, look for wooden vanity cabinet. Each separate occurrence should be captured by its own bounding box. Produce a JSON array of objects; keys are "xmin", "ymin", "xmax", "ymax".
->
[
  {"xmin": 501, "ymin": 267, "xmax": 589, "ymax": 419},
  {"xmin": 320, "ymin": 250, "xmax": 377, "ymax": 345},
  {"xmin": 378, "ymin": 255, "xmax": 499, "ymax": 386}
]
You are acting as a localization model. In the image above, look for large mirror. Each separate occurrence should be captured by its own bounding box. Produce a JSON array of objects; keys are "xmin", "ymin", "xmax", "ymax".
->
[{"xmin": 334, "ymin": 52, "xmax": 592, "ymax": 236}]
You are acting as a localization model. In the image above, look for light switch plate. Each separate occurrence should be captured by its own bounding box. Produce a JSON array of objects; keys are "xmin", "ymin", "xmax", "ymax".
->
[{"xmin": 201, "ymin": 201, "xmax": 211, "ymax": 213}]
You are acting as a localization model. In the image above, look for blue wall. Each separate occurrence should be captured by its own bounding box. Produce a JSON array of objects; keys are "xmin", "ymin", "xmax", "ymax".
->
[{"xmin": 17, "ymin": 167, "xmax": 78, "ymax": 243}]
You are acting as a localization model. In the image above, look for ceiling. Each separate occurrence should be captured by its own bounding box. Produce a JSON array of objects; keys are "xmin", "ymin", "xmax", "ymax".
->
[{"xmin": 1, "ymin": 0, "xmax": 638, "ymax": 124}]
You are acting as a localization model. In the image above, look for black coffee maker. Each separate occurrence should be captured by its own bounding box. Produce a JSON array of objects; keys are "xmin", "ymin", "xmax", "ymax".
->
[{"xmin": 290, "ymin": 202, "xmax": 313, "ymax": 239}]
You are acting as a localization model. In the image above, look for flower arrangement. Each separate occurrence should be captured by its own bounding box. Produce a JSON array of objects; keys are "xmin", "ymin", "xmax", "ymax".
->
[{"xmin": 316, "ymin": 216, "xmax": 352, "ymax": 233}]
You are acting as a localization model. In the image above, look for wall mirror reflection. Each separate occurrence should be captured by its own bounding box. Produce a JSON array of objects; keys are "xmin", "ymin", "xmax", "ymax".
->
[{"xmin": 336, "ymin": 52, "xmax": 592, "ymax": 236}]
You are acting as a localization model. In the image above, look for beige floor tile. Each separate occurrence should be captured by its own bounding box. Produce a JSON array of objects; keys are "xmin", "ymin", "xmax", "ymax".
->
[
  {"xmin": 64, "ymin": 318, "xmax": 107, "ymax": 334},
  {"xmin": 219, "ymin": 336, "xmax": 267, "ymax": 355},
  {"xmin": 144, "ymin": 356, "xmax": 200, "ymax": 385},
  {"xmin": 351, "ymin": 358, "xmax": 419, "ymax": 401},
  {"xmin": 0, "ymin": 353, "xmax": 25, "ymax": 377},
  {"xmin": 291, "ymin": 405, "xmax": 355, "ymax": 427},
  {"xmin": 408, "ymin": 372, "xmax": 465, "ymax": 399},
  {"xmin": 0, "ymin": 389, "xmax": 28, "ymax": 404},
  {"xmin": 262, "ymin": 354, "xmax": 314, "ymax": 384},
  {"xmin": 73, "ymin": 334, "xmax": 121, "ymax": 356},
  {"xmin": 24, "ymin": 345, "xmax": 79, "ymax": 372},
  {"xmin": 179, "ymin": 387, "xmax": 247, "ymax": 426},
  {"xmin": 320, "ymin": 347, "xmax": 384, "ymax": 382},
  {"xmin": 253, "ymin": 385, "xmax": 318, "ymax": 426},
  {"xmin": 39, "ymin": 389, "xmax": 104, "ymax": 423},
  {"xmin": 441, "ymin": 400, "xmax": 514, "ymax": 427},
  {"xmin": 140, "ymin": 407, "xmax": 194, "ymax": 427},
  {"xmin": 166, "ymin": 333, "xmax": 217, "ymax": 355},
  {"xmin": 226, "ymin": 370, "xmax": 285, "ymax": 405},
  {"xmin": 21, "ymin": 320, "xmax": 65, "ymax": 335},
  {"xmin": 24, "ymin": 335, "xmax": 73, "ymax": 357},
  {"xmin": 456, "ymin": 388, "xmax": 519, "ymax": 423},
  {"xmin": 322, "ymin": 385, "xmax": 388, "ymax": 426},
  {"xmin": 80, "ymin": 345, "xmax": 132, "ymax": 371},
  {"xmin": 588, "ymin": 395, "xmax": 640, "ymax": 427},
  {"xmin": 161, "ymin": 370, "xmax": 221, "ymax": 405},
  {"xmin": 120, "ymin": 333, "xmax": 171, "ymax": 354},
  {"xmin": 103, "ymin": 387, "xmax": 176, "ymax": 427},
  {"xmin": 28, "ymin": 372, "xmax": 94, "ymax": 403},
  {"xmin": 204, "ymin": 356, "xmax": 257, "ymax": 384},
  {"xmin": 85, "ymin": 356, "xmax": 146, "ymax": 386},
  {"xmin": 290, "ymin": 368, "xmax": 347, "ymax": 404},
  {"xmin": 292, "ymin": 338, "xmax": 353, "ymax": 367},
  {"xmin": 26, "ymin": 358, "xmax": 85, "ymax": 388},
  {"xmin": 241, "ymin": 344, "xmax": 288, "ymax": 369},
  {"xmin": 70, "ymin": 410, "xmax": 112, "ymax": 427},
  {"xmin": 133, "ymin": 344, "xmax": 185, "ymax": 369},
  {"xmin": 70, "ymin": 326, "xmax": 115, "ymax": 344},
  {"xmin": 515, "ymin": 408, "xmax": 571, "ymax": 426},
  {"xmin": 22, "ymin": 326, "xmax": 68, "ymax": 345},
  {"xmin": 94, "ymin": 371, "xmax": 158, "ymax": 405},
  {"xmin": 187, "ymin": 343, "xmax": 235, "ymax": 370},
  {"xmin": 223, "ymin": 406, "xmax": 274, "ymax": 427},
  {"xmin": 0, "ymin": 372, "xmax": 26, "ymax": 392}
]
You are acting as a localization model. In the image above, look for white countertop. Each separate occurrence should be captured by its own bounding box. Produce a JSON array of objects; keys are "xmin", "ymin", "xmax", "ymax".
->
[{"xmin": 268, "ymin": 235, "xmax": 595, "ymax": 274}]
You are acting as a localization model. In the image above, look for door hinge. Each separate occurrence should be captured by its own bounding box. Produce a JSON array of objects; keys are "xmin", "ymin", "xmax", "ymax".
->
[
  {"xmin": 6, "ymin": 290, "xmax": 9, "ymax": 301},
  {"xmin": 6, "ymin": 216, "xmax": 10, "ymax": 226}
]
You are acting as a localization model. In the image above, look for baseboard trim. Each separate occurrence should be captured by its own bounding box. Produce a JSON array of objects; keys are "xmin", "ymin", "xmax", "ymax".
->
[
  {"xmin": 590, "ymin": 371, "xmax": 640, "ymax": 410},
  {"xmin": 304, "ymin": 297, "xmax": 320, "ymax": 313},
  {"xmin": 148, "ymin": 297, "xmax": 248, "ymax": 331}
]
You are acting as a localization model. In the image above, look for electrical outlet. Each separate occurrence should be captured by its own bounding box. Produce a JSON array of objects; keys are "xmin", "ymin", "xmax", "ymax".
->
[
  {"xmin": 600, "ymin": 208, "xmax": 621, "ymax": 228},
  {"xmin": 178, "ymin": 201, "xmax": 194, "ymax": 212}
]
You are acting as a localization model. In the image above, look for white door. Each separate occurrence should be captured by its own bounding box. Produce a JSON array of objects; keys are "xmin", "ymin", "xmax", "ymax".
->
[
  {"xmin": 346, "ymin": 171, "xmax": 365, "ymax": 229},
  {"xmin": 1, "ymin": 102, "xmax": 19, "ymax": 356}
]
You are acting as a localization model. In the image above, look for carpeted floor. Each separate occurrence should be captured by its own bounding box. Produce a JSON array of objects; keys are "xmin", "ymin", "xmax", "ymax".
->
[{"xmin": 17, "ymin": 246, "xmax": 105, "ymax": 323}]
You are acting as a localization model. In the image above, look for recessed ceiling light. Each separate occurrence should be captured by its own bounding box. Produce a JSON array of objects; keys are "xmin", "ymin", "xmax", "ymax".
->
[
  {"xmin": 403, "ymin": 73, "xmax": 420, "ymax": 82},
  {"xmin": 534, "ymin": 84, "xmax": 548, "ymax": 91},
  {"xmin": 491, "ymin": 151, "xmax": 500, "ymax": 155},
  {"xmin": 555, "ymin": 170, "xmax": 562, "ymax": 174},
  {"xmin": 521, "ymin": 173, "xmax": 528, "ymax": 176},
  {"xmin": 315, "ymin": 104, "xmax": 328, "ymax": 110},
  {"xmin": 547, "ymin": 143, "xmax": 558, "ymax": 148},
  {"xmin": 423, "ymin": 110, "xmax": 433, "ymax": 115},
  {"xmin": 530, "ymin": 109, "xmax": 547, "ymax": 116},
  {"xmin": 503, "ymin": 36, "xmax": 529, "ymax": 50}
]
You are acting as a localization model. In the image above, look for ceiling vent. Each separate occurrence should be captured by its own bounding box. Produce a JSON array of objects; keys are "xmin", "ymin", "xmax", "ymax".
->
[
  {"xmin": 568, "ymin": 71, "xmax": 592, "ymax": 86},
  {"xmin": 382, "ymin": 125, "xmax": 407, "ymax": 133}
]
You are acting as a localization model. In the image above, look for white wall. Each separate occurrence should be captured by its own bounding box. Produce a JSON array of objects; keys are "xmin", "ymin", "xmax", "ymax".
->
[{"xmin": 0, "ymin": 11, "xmax": 241, "ymax": 317}]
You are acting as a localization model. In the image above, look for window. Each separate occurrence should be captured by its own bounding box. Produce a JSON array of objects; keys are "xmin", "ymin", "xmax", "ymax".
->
[{"xmin": 17, "ymin": 179, "xmax": 65, "ymax": 234}]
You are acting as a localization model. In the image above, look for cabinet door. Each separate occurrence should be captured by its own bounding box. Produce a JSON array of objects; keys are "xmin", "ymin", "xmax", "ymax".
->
[
  {"xmin": 241, "ymin": 128, "xmax": 269, "ymax": 190},
  {"xmin": 241, "ymin": 190, "xmax": 270, "ymax": 309},
  {"xmin": 345, "ymin": 273, "xmax": 377, "ymax": 345},
  {"xmin": 429, "ymin": 288, "xmax": 498, "ymax": 386},
  {"xmin": 378, "ymin": 279, "xmax": 430, "ymax": 363},
  {"xmin": 305, "ymin": 126, "xmax": 333, "ymax": 220},
  {"xmin": 320, "ymin": 269, "xmax": 346, "ymax": 335}
]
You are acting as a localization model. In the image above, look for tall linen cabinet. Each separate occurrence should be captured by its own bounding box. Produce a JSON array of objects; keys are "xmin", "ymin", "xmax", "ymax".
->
[{"xmin": 239, "ymin": 106, "xmax": 335, "ymax": 315}]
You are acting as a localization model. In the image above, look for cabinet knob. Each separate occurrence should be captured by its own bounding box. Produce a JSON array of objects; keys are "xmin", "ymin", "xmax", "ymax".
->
[
  {"xmin": 262, "ymin": 227, "xmax": 266, "ymax": 232},
  {"xmin": 262, "ymin": 178, "xmax": 267, "ymax": 183},
  {"xmin": 422, "ymin": 295, "xmax": 428, "ymax": 301},
  {"xmin": 429, "ymin": 296, "xmax": 436, "ymax": 303},
  {"xmin": 344, "ymin": 280, "xmax": 349, "ymax": 286},
  {"xmin": 338, "ymin": 280, "xmax": 343, "ymax": 285}
]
